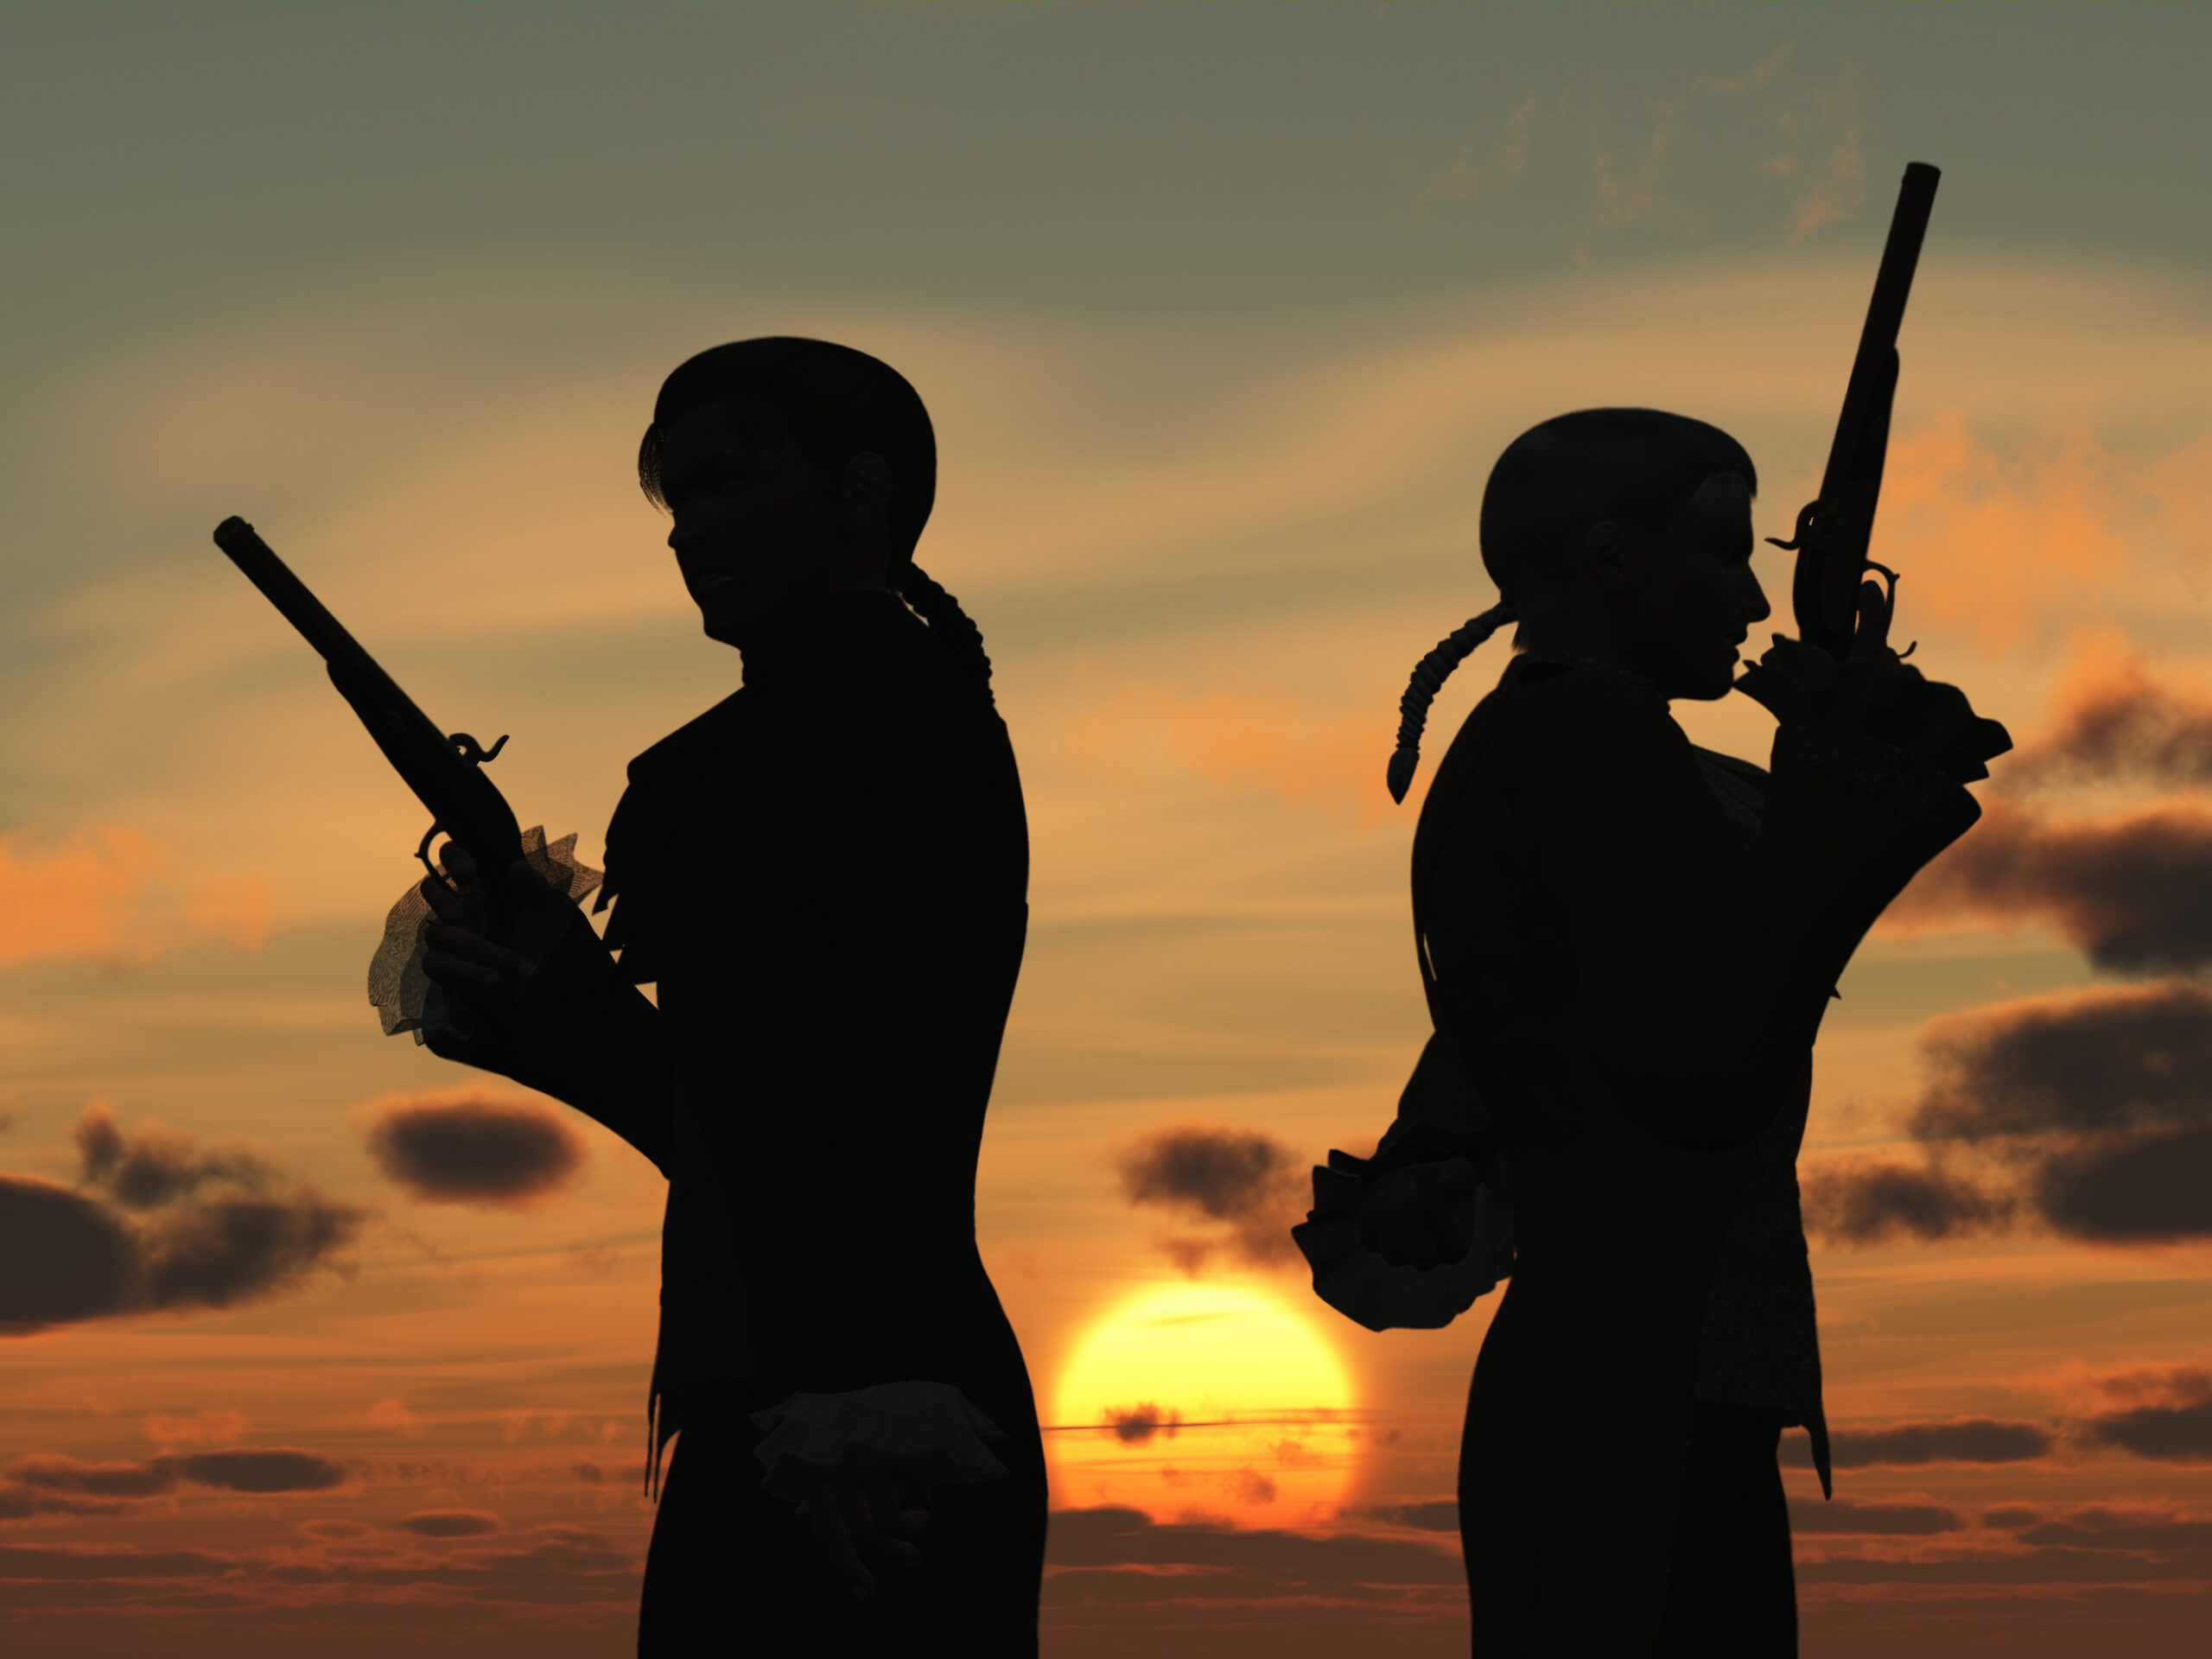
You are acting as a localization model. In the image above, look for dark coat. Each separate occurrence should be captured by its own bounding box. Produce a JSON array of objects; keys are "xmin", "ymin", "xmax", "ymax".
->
[
  {"xmin": 1414, "ymin": 655, "xmax": 1979, "ymax": 1656},
  {"xmin": 432, "ymin": 588, "xmax": 1042, "ymax": 1655}
]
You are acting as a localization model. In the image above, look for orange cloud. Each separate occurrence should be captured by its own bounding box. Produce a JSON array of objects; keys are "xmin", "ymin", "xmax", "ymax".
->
[
  {"xmin": 1874, "ymin": 414, "xmax": 2212, "ymax": 652},
  {"xmin": 0, "ymin": 826, "xmax": 272, "ymax": 968},
  {"xmin": 1072, "ymin": 687, "xmax": 1395, "ymax": 830}
]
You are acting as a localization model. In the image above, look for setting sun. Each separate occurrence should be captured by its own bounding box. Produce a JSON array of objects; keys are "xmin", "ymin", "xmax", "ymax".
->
[{"xmin": 1048, "ymin": 1281, "xmax": 1359, "ymax": 1528}]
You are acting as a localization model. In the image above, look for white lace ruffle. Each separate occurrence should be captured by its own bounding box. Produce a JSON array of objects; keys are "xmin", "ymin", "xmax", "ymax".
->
[
  {"xmin": 367, "ymin": 827, "xmax": 602, "ymax": 1043},
  {"xmin": 1295, "ymin": 1178, "xmax": 1513, "ymax": 1333},
  {"xmin": 750, "ymin": 1382, "xmax": 1008, "ymax": 1502}
]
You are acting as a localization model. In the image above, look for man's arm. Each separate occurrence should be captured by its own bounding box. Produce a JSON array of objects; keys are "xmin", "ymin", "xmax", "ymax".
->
[{"xmin": 421, "ymin": 849, "xmax": 676, "ymax": 1176}]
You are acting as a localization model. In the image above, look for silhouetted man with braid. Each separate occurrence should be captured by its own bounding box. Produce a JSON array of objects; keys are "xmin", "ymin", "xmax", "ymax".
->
[
  {"xmin": 416, "ymin": 339, "xmax": 1044, "ymax": 1656},
  {"xmin": 1324, "ymin": 410, "xmax": 2005, "ymax": 1655}
]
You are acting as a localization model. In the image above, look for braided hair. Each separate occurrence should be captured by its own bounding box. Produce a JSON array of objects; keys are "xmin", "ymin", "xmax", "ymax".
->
[
  {"xmin": 1385, "ymin": 601, "xmax": 1518, "ymax": 804},
  {"xmin": 1383, "ymin": 408, "xmax": 1758, "ymax": 804},
  {"xmin": 637, "ymin": 337, "xmax": 994, "ymax": 696}
]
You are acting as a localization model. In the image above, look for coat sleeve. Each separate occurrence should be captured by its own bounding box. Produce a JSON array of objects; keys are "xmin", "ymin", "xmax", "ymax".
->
[{"xmin": 423, "ymin": 909, "xmax": 678, "ymax": 1176}]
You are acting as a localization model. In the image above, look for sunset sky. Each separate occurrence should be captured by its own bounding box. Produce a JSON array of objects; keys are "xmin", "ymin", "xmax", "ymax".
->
[{"xmin": 4, "ymin": 7, "xmax": 2211, "ymax": 1656}]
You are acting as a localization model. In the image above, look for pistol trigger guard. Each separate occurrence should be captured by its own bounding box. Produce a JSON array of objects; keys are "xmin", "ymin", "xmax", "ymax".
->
[
  {"xmin": 448, "ymin": 732, "xmax": 509, "ymax": 766},
  {"xmin": 416, "ymin": 823, "xmax": 445, "ymax": 880}
]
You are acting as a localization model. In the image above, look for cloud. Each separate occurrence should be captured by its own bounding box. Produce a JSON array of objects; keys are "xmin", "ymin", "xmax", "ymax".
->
[
  {"xmin": 1346, "ymin": 1499, "xmax": 1459, "ymax": 1533},
  {"xmin": 0, "ymin": 1106, "xmax": 363, "ymax": 1334},
  {"xmin": 0, "ymin": 825, "xmax": 270, "ymax": 969},
  {"xmin": 1808, "ymin": 987, "xmax": 2212, "ymax": 1248},
  {"xmin": 1783, "ymin": 1418, "xmax": 2054, "ymax": 1468},
  {"xmin": 1425, "ymin": 97, "xmax": 1550, "ymax": 203},
  {"xmin": 2018, "ymin": 1506, "xmax": 2212, "ymax": 1552},
  {"xmin": 1045, "ymin": 1505, "xmax": 1462, "ymax": 1588},
  {"xmin": 1889, "ymin": 798, "xmax": 2212, "ymax": 975},
  {"xmin": 1801, "ymin": 1160, "xmax": 2015, "ymax": 1245},
  {"xmin": 1103, "ymin": 1405, "xmax": 1182, "ymax": 1446},
  {"xmin": 397, "ymin": 1510, "xmax": 503, "ymax": 1539},
  {"xmin": 1918, "ymin": 985, "xmax": 2212, "ymax": 1141},
  {"xmin": 174, "ymin": 1451, "xmax": 346, "ymax": 1494},
  {"xmin": 0, "ymin": 1542, "xmax": 238, "ymax": 1580},
  {"xmin": 1878, "ymin": 416, "xmax": 2211, "ymax": 655},
  {"xmin": 4, "ymin": 1448, "xmax": 345, "ymax": 1498},
  {"xmin": 0, "ymin": 1176, "xmax": 143, "ymax": 1332},
  {"xmin": 1787, "ymin": 1497, "xmax": 1961, "ymax": 1535},
  {"xmin": 2083, "ymin": 1368, "xmax": 2212, "ymax": 1461},
  {"xmin": 365, "ymin": 1094, "xmax": 585, "ymax": 1207},
  {"xmin": 2006, "ymin": 635, "xmax": 2212, "ymax": 792},
  {"xmin": 2037, "ymin": 1125, "xmax": 2212, "ymax": 1242},
  {"xmin": 1116, "ymin": 1126, "xmax": 1306, "ymax": 1272},
  {"xmin": 74, "ymin": 1103, "xmax": 270, "ymax": 1211}
]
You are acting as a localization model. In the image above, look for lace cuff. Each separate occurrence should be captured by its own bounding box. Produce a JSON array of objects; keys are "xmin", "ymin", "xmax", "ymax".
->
[
  {"xmin": 367, "ymin": 827, "xmax": 603, "ymax": 1043},
  {"xmin": 750, "ymin": 1382, "xmax": 1009, "ymax": 1503},
  {"xmin": 1293, "ymin": 1140, "xmax": 1514, "ymax": 1333}
]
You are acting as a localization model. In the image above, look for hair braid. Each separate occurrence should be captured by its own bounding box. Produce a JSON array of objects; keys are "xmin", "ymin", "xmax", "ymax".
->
[
  {"xmin": 1385, "ymin": 601, "xmax": 1516, "ymax": 804},
  {"xmin": 896, "ymin": 562, "xmax": 995, "ymax": 700}
]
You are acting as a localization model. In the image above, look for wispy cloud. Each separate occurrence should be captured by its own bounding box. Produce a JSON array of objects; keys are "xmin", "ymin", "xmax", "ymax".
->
[{"xmin": 0, "ymin": 825, "xmax": 270, "ymax": 969}]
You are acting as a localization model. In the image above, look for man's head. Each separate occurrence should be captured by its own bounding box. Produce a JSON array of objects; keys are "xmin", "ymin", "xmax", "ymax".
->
[
  {"xmin": 1482, "ymin": 408, "xmax": 1770, "ymax": 702},
  {"xmin": 639, "ymin": 339, "xmax": 936, "ymax": 647}
]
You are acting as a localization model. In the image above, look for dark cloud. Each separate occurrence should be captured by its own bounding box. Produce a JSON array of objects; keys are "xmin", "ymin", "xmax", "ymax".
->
[
  {"xmin": 2007, "ymin": 659, "xmax": 2212, "ymax": 792},
  {"xmin": 569, "ymin": 1460, "xmax": 605, "ymax": 1484},
  {"xmin": 73, "ymin": 1103, "xmax": 269, "ymax": 1211},
  {"xmin": 0, "ymin": 1177, "xmax": 143, "ymax": 1332},
  {"xmin": 1787, "ymin": 1497, "xmax": 1961, "ymax": 1535},
  {"xmin": 2037, "ymin": 1125, "xmax": 2212, "ymax": 1241},
  {"xmin": 1897, "ymin": 799, "xmax": 2212, "ymax": 975},
  {"xmin": 1346, "ymin": 1499, "xmax": 1459, "ymax": 1533},
  {"xmin": 1, "ymin": 1108, "xmax": 364, "ymax": 1335},
  {"xmin": 1116, "ymin": 1127, "xmax": 1304, "ymax": 1271},
  {"xmin": 1045, "ymin": 1505, "xmax": 1463, "ymax": 1588},
  {"xmin": 1808, "ymin": 987, "xmax": 2212, "ymax": 1249},
  {"xmin": 2020, "ymin": 1507, "xmax": 2212, "ymax": 1552},
  {"xmin": 367, "ymin": 1096, "xmax": 584, "ymax": 1207},
  {"xmin": 4, "ymin": 1449, "xmax": 345, "ymax": 1501},
  {"xmin": 397, "ymin": 1510, "xmax": 503, "ymax": 1538},
  {"xmin": 1103, "ymin": 1404, "xmax": 1182, "ymax": 1445},
  {"xmin": 2086, "ymin": 1398, "xmax": 2212, "ymax": 1461},
  {"xmin": 1782, "ymin": 1418, "xmax": 2052, "ymax": 1467},
  {"xmin": 1800, "ymin": 1160, "xmax": 2014, "ymax": 1245},
  {"xmin": 1914, "ymin": 985, "xmax": 2212, "ymax": 1144},
  {"xmin": 264, "ymin": 1524, "xmax": 635, "ymax": 1603},
  {"xmin": 1981, "ymin": 1504, "xmax": 2042, "ymax": 1531},
  {"xmin": 173, "ymin": 1451, "xmax": 345, "ymax": 1494},
  {"xmin": 0, "ymin": 1542, "xmax": 238, "ymax": 1580},
  {"xmin": 0, "ymin": 1486, "xmax": 124, "ymax": 1521}
]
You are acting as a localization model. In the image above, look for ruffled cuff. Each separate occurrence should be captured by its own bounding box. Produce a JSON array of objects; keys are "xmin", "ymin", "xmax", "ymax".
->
[
  {"xmin": 1292, "ymin": 1140, "xmax": 1514, "ymax": 1334},
  {"xmin": 367, "ymin": 827, "xmax": 602, "ymax": 1044},
  {"xmin": 749, "ymin": 1382, "xmax": 1009, "ymax": 1503}
]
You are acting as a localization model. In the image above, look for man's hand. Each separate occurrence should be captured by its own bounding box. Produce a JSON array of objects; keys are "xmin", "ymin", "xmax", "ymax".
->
[
  {"xmin": 419, "ymin": 844, "xmax": 575, "ymax": 1024},
  {"xmin": 793, "ymin": 1442, "xmax": 933, "ymax": 1599},
  {"xmin": 1736, "ymin": 567, "xmax": 2011, "ymax": 783},
  {"xmin": 1357, "ymin": 1157, "xmax": 1480, "ymax": 1270}
]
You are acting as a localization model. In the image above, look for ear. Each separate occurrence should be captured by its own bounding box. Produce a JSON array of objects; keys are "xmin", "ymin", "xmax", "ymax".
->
[
  {"xmin": 838, "ymin": 451, "xmax": 895, "ymax": 537},
  {"xmin": 1584, "ymin": 519, "xmax": 1634, "ymax": 591}
]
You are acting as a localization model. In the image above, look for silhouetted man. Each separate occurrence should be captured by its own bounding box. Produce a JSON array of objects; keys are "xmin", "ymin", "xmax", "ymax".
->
[
  {"xmin": 416, "ymin": 339, "xmax": 1045, "ymax": 1656},
  {"xmin": 1344, "ymin": 410, "xmax": 2003, "ymax": 1655}
]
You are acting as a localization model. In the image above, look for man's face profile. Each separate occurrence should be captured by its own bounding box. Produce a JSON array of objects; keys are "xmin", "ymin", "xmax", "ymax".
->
[
  {"xmin": 657, "ymin": 400, "xmax": 840, "ymax": 646},
  {"xmin": 1606, "ymin": 476, "xmax": 1770, "ymax": 702}
]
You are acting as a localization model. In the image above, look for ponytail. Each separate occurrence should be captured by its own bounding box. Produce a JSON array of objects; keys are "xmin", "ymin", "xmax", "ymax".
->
[
  {"xmin": 896, "ymin": 561, "xmax": 995, "ymax": 701},
  {"xmin": 1385, "ymin": 601, "xmax": 1516, "ymax": 804}
]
